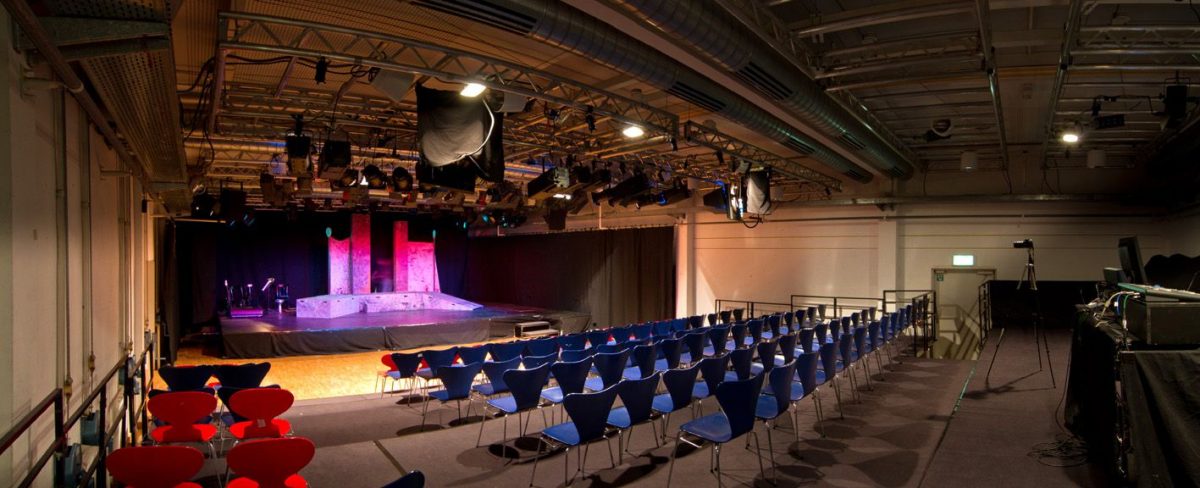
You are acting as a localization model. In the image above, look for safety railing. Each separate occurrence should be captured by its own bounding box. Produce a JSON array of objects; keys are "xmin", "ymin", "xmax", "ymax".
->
[
  {"xmin": 789, "ymin": 294, "xmax": 881, "ymax": 319},
  {"xmin": 714, "ymin": 299, "xmax": 791, "ymax": 320},
  {"xmin": 883, "ymin": 290, "xmax": 936, "ymax": 356},
  {"xmin": 0, "ymin": 342, "xmax": 154, "ymax": 488},
  {"xmin": 978, "ymin": 281, "xmax": 993, "ymax": 350}
]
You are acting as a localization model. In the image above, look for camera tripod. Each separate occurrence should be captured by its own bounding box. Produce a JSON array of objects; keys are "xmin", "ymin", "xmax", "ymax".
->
[{"xmin": 984, "ymin": 244, "xmax": 1056, "ymax": 388}]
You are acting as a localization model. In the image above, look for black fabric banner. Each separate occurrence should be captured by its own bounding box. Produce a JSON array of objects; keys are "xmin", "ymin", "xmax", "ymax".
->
[
  {"xmin": 1121, "ymin": 350, "xmax": 1200, "ymax": 487},
  {"xmin": 436, "ymin": 226, "xmax": 676, "ymax": 328}
]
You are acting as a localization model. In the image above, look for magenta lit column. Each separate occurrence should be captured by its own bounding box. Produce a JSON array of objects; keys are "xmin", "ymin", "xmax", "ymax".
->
[{"xmin": 350, "ymin": 213, "xmax": 371, "ymax": 294}]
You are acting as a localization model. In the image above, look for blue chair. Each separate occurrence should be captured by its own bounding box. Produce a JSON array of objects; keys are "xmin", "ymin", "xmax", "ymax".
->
[
  {"xmin": 852, "ymin": 326, "xmax": 873, "ymax": 390},
  {"xmin": 607, "ymin": 372, "xmax": 661, "ymax": 462},
  {"xmin": 776, "ymin": 334, "xmax": 798, "ymax": 368},
  {"xmin": 489, "ymin": 342, "xmax": 525, "ymax": 362},
  {"xmin": 622, "ymin": 344, "xmax": 657, "ymax": 380},
  {"xmin": 814, "ymin": 322, "xmax": 828, "ymax": 348},
  {"xmin": 631, "ymin": 324, "xmax": 652, "ymax": 341},
  {"xmin": 750, "ymin": 340, "xmax": 778, "ymax": 376},
  {"xmin": 868, "ymin": 320, "xmax": 888, "ymax": 371},
  {"xmin": 705, "ymin": 327, "xmax": 730, "ymax": 356},
  {"xmin": 687, "ymin": 315, "xmax": 704, "ymax": 330},
  {"xmin": 652, "ymin": 322, "xmax": 671, "ymax": 338},
  {"xmin": 525, "ymin": 338, "xmax": 558, "ymax": 358},
  {"xmin": 838, "ymin": 337, "xmax": 861, "ymax": 402},
  {"xmin": 680, "ymin": 332, "xmax": 705, "ymax": 366},
  {"xmin": 530, "ymin": 385, "xmax": 621, "ymax": 487},
  {"xmin": 159, "ymin": 365, "xmax": 215, "ymax": 391},
  {"xmin": 542, "ymin": 357, "xmax": 593, "ymax": 417},
  {"xmin": 415, "ymin": 347, "xmax": 459, "ymax": 393},
  {"xmin": 651, "ymin": 363, "xmax": 700, "ymax": 442},
  {"xmin": 610, "ymin": 326, "xmax": 633, "ymax": 345},
  {"xmin": 693, "ymin": 354, "xmax": 730, "ymax": 410},
  {"xmin": 381, "ymin": 470, "xmax": 425, "ymax": 488},
  {"xmin": 458, "ymin": 345, "xmax": 489, "ymax": 366},
  {"xmin": 214, "ymin": 362, "xmax": 270, "ymax": 389},
  {"xmin": 473, "ymin": 356, "xmax": 522, "ymax": 398},
  {"xmin": 522, "ymin": 353, "xmax": 557, "ymax": 371},
  {"xmin": 724, "ymin": 347, "xmax": 754, "ymax": 382},
  {"xmin": 799, "ymin": 327, "xmax": 815, "ymax": 354},
  {"xmin": 748, "ymin": 320, "xmax": 765, "ymax": 345},
  {"xmin": 585, "ymin": 350, "xmax": 631, "ymax": 391},
  {"xmin": 421, "ymin": 362, "xmax": 484, "ymax": 429},
  {"xmin": 729, "ymin": 323, "xmax": 748, "ymax": 350},
  {"xmin": 477, "ymin": 362, "xmax": 552, "ymax": 446},
  {"xmin": 783, "ymin": 311, "xmax": 795, "ymax": 328},
  {"xmin": 668, "ymin": 373, "xmax": 768, "ymax": 488},
  {"xmin": 385, "ymin": 352, "xmax": 423, "ymax": 399},
  {"xmin": 654, "ymin": 338, "xmax": 683, "ymax": 372},
  {"xmin": 559, "ymin": 348, "xmax": 593, "ymax": 363},
  {"xmin": 585, "ymin": 330, "xmax": 611, "ymax": 349},
  {"xmin": 817, "ymin": 341, "xmax": 846, "ymax": 418},
  {"xmin": 755, "ymin": 360, "xmax": 798, "ymax": 478},
  {"xmin": 558, "ymin": 334, "xmax": 586, "ymax": 351},
  {"xmin": 792, "ymin": 351, "xmax": 825, "ymax": 438}
]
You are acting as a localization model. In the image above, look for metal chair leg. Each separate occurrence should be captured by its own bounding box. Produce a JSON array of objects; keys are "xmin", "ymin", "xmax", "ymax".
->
[
  {"xmin": 529, "ymin": 435, "xmax": 543, "ymax": 487},
  {"xmin": 667, "ymin": 432, "xmax": 681, "ymax": 486},
  {"xmin": 476, "ymin": 405, "xmax": 488, "ymax": 447},
  {"xmin": 764, "ymin": 426, "xmax": 778, "ymax": 485}
]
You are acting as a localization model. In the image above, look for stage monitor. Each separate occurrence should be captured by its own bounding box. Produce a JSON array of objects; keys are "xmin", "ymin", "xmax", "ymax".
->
[{"xmin": 1118, "ymin": 236, "xmax": 1148, "ymax": 285}]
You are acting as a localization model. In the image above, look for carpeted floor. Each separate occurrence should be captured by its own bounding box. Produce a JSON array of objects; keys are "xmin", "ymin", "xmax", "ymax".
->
[
  {"xmin": 187, "ymin": 344, "xmax": 978, "ymax": 487},
  {"xmin": 920, "ymin": 326, "xmax": 1111, "ymax": 487}
]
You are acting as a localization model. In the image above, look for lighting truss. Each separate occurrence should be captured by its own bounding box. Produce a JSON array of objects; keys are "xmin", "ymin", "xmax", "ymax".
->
[{"xmin": 682, "ymin": 121, "xmax": 842, "ymax": 192}]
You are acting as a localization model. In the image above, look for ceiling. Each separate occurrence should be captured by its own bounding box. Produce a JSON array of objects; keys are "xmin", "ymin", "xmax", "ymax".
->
[{"xmin": 24, "ymin": 0, "xmax": 1200, "ymax": 215}]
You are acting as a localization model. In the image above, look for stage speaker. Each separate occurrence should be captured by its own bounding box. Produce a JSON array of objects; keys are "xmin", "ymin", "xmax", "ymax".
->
[
  {"xmin": 702, "ymin": 187, "xmax": 728, "ymax": 211},
  {"xmin": 370, "ymin": 70, "xmax": 416, "ymax": 105},
  {"xmin": 745, "ymin": 168, "xmax": 771, "ymax": 214}
]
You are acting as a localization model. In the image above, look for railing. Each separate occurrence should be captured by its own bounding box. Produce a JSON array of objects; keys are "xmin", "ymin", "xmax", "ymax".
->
[
  {"xmin": 790, "ymin": 294, "xmax": 881, "ymax": 319},
  {"xmin": 0, "ymin": 343, "xmax": 154, "ymax": 488},
  {"xmin": 978, "ymin": 281, "xmax": 993, "ymax": 350},
  {"xmin": 884, "ymin": 290, "xmax": 936, "ymax": 356},
  {"xmin": 714, "ymin": 299, "xmax": 791, "ymax": 320}
]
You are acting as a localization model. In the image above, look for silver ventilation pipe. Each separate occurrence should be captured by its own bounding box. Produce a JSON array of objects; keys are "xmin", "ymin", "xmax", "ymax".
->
[
  {"xmin": 610, "ymin": 0, "xmax": 916, "ymax": 180},
  {"xmin": 414, "ymin": 0, "xmax": 875, "ymax": 183}
]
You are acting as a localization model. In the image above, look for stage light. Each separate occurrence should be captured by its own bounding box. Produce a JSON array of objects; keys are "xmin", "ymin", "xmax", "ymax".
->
[
  {"xmin": 585, "ymin": 106, "xmax": 596, "ymax": 132},
  {"xmin": 460, "ymin": 82, "xmax": 486, "ymax": 97},
  {"xmin": 190, "ymin": 192, "xmax": 217, "ymax": 218},
  {"xmin": 622, "ymin": 124, "xmax": 645, "ymax": 138},
  {"xmin": 315, "ymin": 57, "xmax": 329, "ymax": 84},
  {"xmin": 338, "ymin": 168, "xmax": 360, "ymax": 188},
  {"xmin": 362, "ymin": 164, "xmax": 387, "ymax": 189},
  {"xmin": 656, "ymin": 183, "xmax": 691, "ymax": 206},
  {"xmin": 390, "ymin": 167, "xmax": 413, "ymax": 192},
  {"xmin": 552, "ymin": 193, "xmax": 572, "ymax": 200},
  {"xmin": 1061, "ymin": 132, "xmax": 1079, "ymax": 144}
]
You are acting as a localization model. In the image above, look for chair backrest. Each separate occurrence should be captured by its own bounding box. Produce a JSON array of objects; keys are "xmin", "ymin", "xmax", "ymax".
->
[
  {"xmin": 593, "ymin": 350, "xmax": 632, "ymax": 389},
  {"xmin": 720, "ymin": 310, "xmax": 733, "ymax": 324},
  {"xmin": 228, "ymin": 388, "xmax": 294, "ymax": 437},
  {"xmin": 688, "ymin": 315, "xmax": 704, "ymax": 329},
  {"xmin": 585, "ymin": 329, "xmax": 612, "ymax": 349},
  {"xmin": 389, "ymin": 353, "xmax": 422, "ymax": 378},
  {"xmin": 749, "ymin": 320, "xmax": 765, "ymax": 344},
  {"xmin": 682, "ymin": 332, "xmax": 705, "ymax": 359},
  {"xmin": 715, "ymin": 373, "xmax": 766, "ymax": 439},
  {"xmin": 611, "ymin": 326, "xmax": 633, "ymax": 344},
  {"xmin": 382, "ymin": 470, "xmax": 426, "ymax": 488},
  {"xmin": 783, "ymin": 311, "xmax": 795, "ymax": 327},
  {"xmin": 755, "ymin": 340, "xmax": 778, "ymax": 374},
  {"xmin": 797, "ymin": 328, "xmax": 814, "ymax": 355},
  {"xmin": 729, "ymin": 347, "xmax": 753, "ymax": 380},
  {"xmin": 550, "ymin": 357, "xmax": 594, "ymax": 396},
  {"xmin": 698, "ymin": 354, "xmax": 731, "ymax": 393},
  {"xmin": 214, "ymin": 363, "xmax": 270, "ymax": 389},
  {"xmin": 828, "ymin": 320, "xmax": 841, "ymax": 343},
  {"xmin": 819, "ymin": 342, "xmax": 838, "ymax": 383},
  {"xmin": 558, "ymin": 334, "xmax": 587, "ymax": 351},
  {"xmin": 656, "ymin": 338, "xmax": 683, "ymax": 370},
  {"xmin": 796, "ymin": 351, "xmax": 819, "ymax": 397},
  {"xmin": 706, "ymin": 313, "xmax": 718, "ymax": 326},
  {"xmin": 561, "ymin": 385, "xmax": 621, "ymax": 444},
  {"xmin": 227, "ymin": 437, "xmax": 315, "ymax": 488},
  {"xmin": 481, "ymin": 356, "xmax": 523, "ymax": 392},
  {"xmin": 489, "ymin": 341, "xmax": 525, "ymax": 362},
  {"xmin": 814, "ymin": 322, "xmax": 828, "ymax": 345},
  {"xmin": 853, "ymin": 327, "xmax": 867, "ymax": 356},
  {"xmin": 435, "ymin": 363, "xmax": 485, "ymax": 400},
  {"xmin": 730, "ymin": 323, "xmax": 748, "ymax": 349},
  {"xmin": 661, "ymin": 363, "xmax": 701, "ymax": 411},
  {"xmin": 617, "ymin": 372, "xmax": 660, "ymax": 425},
  {"xmin": 521, "ymin": 353, "xmax": 557, "ymax": 371},
  {"xmin": 107, "ymin": 446, "xmax": 204, "ymax": 488},
  {"xmin": 457, "ymin": 345, "xmax": 489, "ymax": 365},
  {"xmin": 839, "ymin": 335, "xmax": 855, "ymax": 364},
  {"xmin": 159, "ymin": 365, "xmax": 215, "ymax": 392},
  {"xmin": 869, "ymin": 321, "xmax": 882, "ymax": 348},
  {"xmin": 778, "ymin": 333, "xmax": 798, "ymax": 365},
  {"xmin": 707, "ymin": 327, "xmax": 730, "ymax": 355},
  {"xmin": 841, "ymin": 317, "xmax": 852, "ymax": 337},
  {"xmin": 148, "ymin": 392, "xmax": 218, "ymax": 442},
  {"xmin": 630, "ymin": 344, "xmax": 657, "ymax": 378},
  {"xmin": 595, "ymin": 343, "xmax": 623, "ymax": 354},
  {"xmin": 525, "ymin": 338, "xmax": 558, "ymax": 357},
  {"xmin": 765, "ymin": 360, "xmax": 797, "ymax": 416},
  {"xmin": 851, "ymin": 312, "xmax": 860, "ymax": 326},
  {"xmin": 881, "ymin": 316, "xmax": 892, "ymax": 340},
  {"xmin": 652, "ymin": 322, "xmax": 670, "ymax": 338},
  {"xmin": 217, "ymin": 385, "xmax": 281, "ymax": 422},
  {"xmin": 422, "ymin": 348, "xmax": 459, "ymax": 373},
  {"xmin": 631, "ymin": 324, "xmax": 652, "ymax": 340},
  {"xmin": 810, "ymin": 306, "xmax": 820, "ymax": 321},
  {"xmin": 559, "ymin": 348, "xmax": 594, "ymax": 363},
  {"xmin": 503, "ymin": 362, "xmax": 552, "ymax": 411}
]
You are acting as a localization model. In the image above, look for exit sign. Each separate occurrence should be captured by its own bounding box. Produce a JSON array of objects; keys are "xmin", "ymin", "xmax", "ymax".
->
[{"xmin": 952, "ymin": 254, "xmax": 975, "ymax": 266}]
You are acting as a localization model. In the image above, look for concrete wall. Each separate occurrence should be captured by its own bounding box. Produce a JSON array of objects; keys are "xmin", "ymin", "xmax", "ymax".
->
[{"xmin": 0, "ymin": 9, "xmax": 155, "ymax": 485}]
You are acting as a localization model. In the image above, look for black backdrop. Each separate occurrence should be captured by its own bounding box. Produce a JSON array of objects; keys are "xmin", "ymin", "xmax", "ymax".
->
[{"xmin": 436, "ymin": 226, "xmax": 676, "ymax": 328}]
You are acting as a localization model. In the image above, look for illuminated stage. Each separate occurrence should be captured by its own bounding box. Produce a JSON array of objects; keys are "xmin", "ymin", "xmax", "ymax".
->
[{"xmin": 218, "ymin": 303, "xmax": 590, "ymax": 358}]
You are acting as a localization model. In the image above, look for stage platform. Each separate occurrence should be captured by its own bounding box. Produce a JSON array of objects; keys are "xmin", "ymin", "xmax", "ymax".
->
[{"xmin": 218, "ymin": 304, "xmax": 590, "ymax": 358}]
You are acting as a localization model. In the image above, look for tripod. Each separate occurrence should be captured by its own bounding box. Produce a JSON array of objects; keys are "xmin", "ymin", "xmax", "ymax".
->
[{"xmin": 985, "ymin": 244, "xmax": 1056, "ymax": 388}]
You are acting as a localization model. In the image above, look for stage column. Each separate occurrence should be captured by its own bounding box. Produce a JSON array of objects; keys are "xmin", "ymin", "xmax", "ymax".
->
[
  {"xmin": 393, "ymin": 221, "xmax": 409, "ymax": 291},
  {"xmin": 351, "ymin": 213, "xmax": 371, "ymax": 294}
]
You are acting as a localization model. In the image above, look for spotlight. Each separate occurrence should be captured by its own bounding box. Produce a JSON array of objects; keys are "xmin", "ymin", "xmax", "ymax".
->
[
  {"xmin": 390, "ymin": 167, "xmax": 413, "ymax": 192},
  {"xmin": 656, "ymin": 183, "xmax": 691, "ymax": 206},
  {"xmin": 362, "ymin": 165, "xmax": 387, "ymax": 189},
  {"xmin": 315, "ymin": 57, "xmax": 329, "ymax": 84},
  {"xmin": 190, "ymin": 192, "xmax": 217, "ymax": 218},
  {"xmin": 460, "ymin": 82, "xmax": 486, "ymax": 98},
  {"xmin": 622, "ymin": 125, "xmax": 645, "ymax": 138},
  {"xmin": 338, "ymin": 168, "xmax": 360, "ymax": 188},
  {"xmin": 1061, "ymin": 131, "xmax": 1080, "ymax": 144}
]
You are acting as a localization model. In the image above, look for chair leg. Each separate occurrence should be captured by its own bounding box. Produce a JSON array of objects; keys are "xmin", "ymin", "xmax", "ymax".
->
[
  {"xmin": 529, "ymin": 436, "xmax": 543, "ymax": 487},
  {"xmin": 714, "ymin": 444, "xmax": 723, "ymax": 488},
  {"xmin": 667, "ymin": 432, "xmax": 681, "ymax": 486},
  {"xmin": 814, "ymin": 393, "xmax": 826, "ymax": 437},
  {"xmin": 476, "ymin": 406, "xmax": 488, "ymax": 447},
  {"xmin": 420, "ymin": 397, "xmax": 431, "ymax": 430},
  {"xmin": 832, "ymin": 377, "xmax": 845, "ymax": 419},
  {"xmin": 764, "ymin": 427, "xmax": 778, "ymax": 485}
]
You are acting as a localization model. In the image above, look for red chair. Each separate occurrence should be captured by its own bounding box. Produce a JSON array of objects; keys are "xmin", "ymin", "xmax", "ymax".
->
[
  {"xmin": 227, "ymin": 437, "xmax": 315, "ymax": 488},
  {"xmin": 377, "ymin": 354, "xmax": 398, "ymax": 396},
  {"xmin": 228, "ymin": 388, "xmax": 294, "ymax": 440},
  {"xmin": 148, "ymin": 391, "xmax": 218, "ymax": 457},
  {"xmin": 107, "ymin": 445, "xmax": 204, "ymax": 488}
]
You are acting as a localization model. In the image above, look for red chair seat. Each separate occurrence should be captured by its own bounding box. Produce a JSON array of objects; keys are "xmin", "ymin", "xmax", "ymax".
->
[
  {"xmin": 151, "ymin": 423, "xmax": 218, "ymax": 444},
  {"xmin": 227, "ymin": 474, "xmax": 307, "ymax": 488},
  {"xmin": 107, "ymin": 445, "xmax": 206, "ymax": 488},
  {"xmin": 229, "ymin": 418, "xmax": 292, "ymax": 440}
]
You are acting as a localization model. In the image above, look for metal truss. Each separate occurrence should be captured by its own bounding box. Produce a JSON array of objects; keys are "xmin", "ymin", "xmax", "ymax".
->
[
  {"xmin": 682, "ymin": 121, "xmax": 842, "ymax": 191},
  {"xmin": 217, "ymin": 12, "xmax": 678, "ymax": 137}
]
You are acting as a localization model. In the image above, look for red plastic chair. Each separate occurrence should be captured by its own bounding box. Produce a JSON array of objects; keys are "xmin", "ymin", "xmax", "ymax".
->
[
  {"xmin": 227, "ymin": 437, "xmax": 315, "ymax": 488},
  {"xmin": 228, "ymin": 388, "xmax": 294, "ymax": 440},
  {"xmin": 377, "ymin": 354, "xmax": 398, "ymax": 395},
  {"xmin": 107, "ymin": 445, "xmax": 204, "ymax": 488},
  {"xmin": 148, "ymin": 391, "xmax": 218, "ymax": 457}
]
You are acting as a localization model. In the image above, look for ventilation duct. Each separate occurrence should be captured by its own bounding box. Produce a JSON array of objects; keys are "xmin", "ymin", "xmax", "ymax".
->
[
  {"xmin": 610, "ymin": 0, "xmax": 916, "ymax": 180},
  {"xmin": 413, "ymin": 0, "xmax": 874, "ymax": 183}
]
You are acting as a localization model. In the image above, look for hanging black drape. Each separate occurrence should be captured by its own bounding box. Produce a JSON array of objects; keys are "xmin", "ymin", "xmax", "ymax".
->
[{"xmin": 437, "ymin": 226, "xmax": 676, "ymax": 327}]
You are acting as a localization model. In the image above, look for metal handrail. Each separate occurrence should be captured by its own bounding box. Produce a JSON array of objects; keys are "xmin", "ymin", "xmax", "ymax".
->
[
  {"xmin": 714, "ymin": 299, "xmax": 791, "ymax": 319},
  {"xmin": 790, "ymin": 294, "xmax": 881, "ymax": 318},
  {"xmin": 882, "ymin": 290, "xmax": 937, "ymax": 356}
]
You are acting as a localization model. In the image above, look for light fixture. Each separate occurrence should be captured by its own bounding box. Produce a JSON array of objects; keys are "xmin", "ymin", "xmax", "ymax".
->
[
  {"xmin": 552, "ymin": 193, "xmax": 572, "ymax": 200},
  {"xmin": 622, "ymin": 125, "xmax": 645, "ymax": 138},
  {"xmin": 460, "ymin": 82, "xmax": 486, "ymax": 97},
  {"xmin": 1061, "ymin": 132, "xmax": 1080, "ymax": 144},
  {"xmin": 315, "ymin": 57, "xmax": 329, "ymax": 84},
  {"xmin": 952, "ymin": 254, "xmax": 975, "ymax": 266},
  {"xmin": 362, "ymin": 165, "xmax": 387, "ymax": 189}
]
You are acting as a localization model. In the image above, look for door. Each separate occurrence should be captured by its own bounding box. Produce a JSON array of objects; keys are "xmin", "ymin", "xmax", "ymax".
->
[{"xmin": 931, "ymin": 268, "xmax": 995, "ymax": 359}]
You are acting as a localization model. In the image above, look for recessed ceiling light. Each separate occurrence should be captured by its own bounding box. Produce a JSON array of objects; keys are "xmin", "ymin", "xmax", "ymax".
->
[
  {"xmin": 460, "ymin": 83, "xmax": 486, "ymax": 97},
  {"xmin": 1061, "ymin": 132, "xmax": 1080, "ymax": 144},
  {"xmin": 622, "ymin": 125, "xmax": 645, "ymax": 138}
]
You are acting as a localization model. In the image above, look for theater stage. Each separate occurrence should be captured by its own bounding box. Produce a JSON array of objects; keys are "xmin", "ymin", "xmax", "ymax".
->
[{"xmin": 218, "ymin": 304, "xmax": 590, "ymax": 358}]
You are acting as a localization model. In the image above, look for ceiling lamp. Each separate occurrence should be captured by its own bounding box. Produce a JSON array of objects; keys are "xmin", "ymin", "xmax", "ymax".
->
[
  {"xmin": 362, "ymin": 164, "xmax": 388, "ymax": 189},
  {"xmin": 460, "ymin": 82, "xmax": 486, "ymax": 97},
  {"xmin": 622, "ymin": 125, "xmax": 645, "ymax": 138},
  {"xmin": 390, "ymin": 167, "xmax": 413, "ymax": 193},
  {"xmin": 1061, "ymin": 124, "xmax": 1082, "ymax": 144}
]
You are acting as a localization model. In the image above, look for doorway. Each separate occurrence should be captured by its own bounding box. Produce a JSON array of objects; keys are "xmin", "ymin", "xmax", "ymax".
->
[{"xmin": 931, "ymin": 267, "xmax": 995, "ymax": 359}]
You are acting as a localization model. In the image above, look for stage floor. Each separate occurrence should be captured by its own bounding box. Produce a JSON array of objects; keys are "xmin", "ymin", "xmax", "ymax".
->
[{"xmin": 218, "ymin": 304, "xmax": 589, "ymax": 358}]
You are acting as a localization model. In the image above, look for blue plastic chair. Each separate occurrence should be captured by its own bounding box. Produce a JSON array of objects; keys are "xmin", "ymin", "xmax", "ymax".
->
[
  {"xmin": 852, "ymin": 326, "xmax": 873, "ymax": 390},
  {"xmin": 477, "ymin": 362, "xmax": 552, "ymax": 446},
  {"xmin": 748, "ymin": 320, "xmax": 765, "ymax": 345},
  {"xmin": 631, "ymin": 324, "xmax": 652, "ymax": 341},
  {"xmin": 541, "ymin": 357, "xmax": 594, "ymax": 415},
  {"xmin": 559, "ymin": 348, "xmax": 593, "ymax": 363},
  {"xmin": 622, "ymin": 344, "xmax": 657, "ymax": 380},
  {"xmin": 838, "ymin": 337, "xmax": 861, "ymax": 402},
  {"xmin": 798, "ymin": 327, "xmax": 815, "ymax": 354},
  {"xmin": 817, "ymin": 341, "xmax": 846, "ymax": 418},
  {"xmin": 792, "ymin": 351, "xmax": 825, "ymax": 438},
  {"xmin": 754, "ymin": 360, "xmax": 798, "ymax": 477},
  {"xmin": 610, "ymin": 326, "xmax": 633, "ymax": 345},
  {"xmin": 585, "ymin": 350, "xmax": 631, "ymax": 392},
  {"xmin": 680, "ymin": 332, "xmax": 705, "ymax": 366},
  {"xmin": 381, "ymin": 470, "xmax": 425, "ymax": 488},
  {"xmin": 652, "ymin": 322, "xmax": 671, "ymax": 338},
  {"xmin": 458, "ymin": 345, "xmax": 489, "ymax": 366},
  {"xmin": 473, "ymin": 356, "xmax": 522, "ymax": 398},
  {"xmin": 814, "ymin": 322, "xmax": 828, "ymax": 348},
  {"xmin": 652, "ymin": 363, "xmax": 700, "ymax": 442},
  {"xmin": 750, "ymin": 340, "xmax": 778, "ymax": 376},
  {"xmin": 729, "ymin": 323, "xmax": 748, "ymax": 350},
  {"xmin": 693, "ymin": 354, "xmax": 730, "ymax": 410},
  {"xmin": 384, "ymin": 352, "xmax": 423, "ymax": 399},
  {"xmin": 489, "ymin": 342, "xmax": 525, "ymax": 362},
  {"xmin": 777, "ymin": 334, "xmax": 798, "ymax": 368},
  {"xmin": 421, "ymin": 362, "xmax": 484, "ymax": 429},
  {"xmin": 705, "ymin": 327, "xmax": 730, "ymax": 356},
  {"xmin": 654, "ymin": 338, "xmax": 683, "ymax": 372},
  {"xmin": 687, "ymin": 315, "xmax": 703, "ymax": 329},
  {"xmin": 585, "ymin": 330, "xmax": 611, "ymax": 349},
  {"xmin": 868, "ymin": 320, "xmax": 888, "ymax": 371},
  {"xmin": 724, "ymin": 347, "xmax": 754, "ymax": 382},
  {"xmin": 607, "ymin": 372, "xmax": 661, "ymax": 462},
  {"xmin": 415, "ymin": 347, "xmax": 459, "ymax": 393},
  {"xmin": 522, "ymin": 353, "xmax": 557, "ymax": 371},
  {"xmin": 668, "ymin": 373, "xmax": 768, "ymax": 488},
  {"xmin": 214, "ymin": 363, "xmax": 270, "ymax": 389},
  {"xmin": 525, "ymin": 338, "xmax": 558, "ymax": 358},
  {"xmin": 558, "ymin": 334, "xmax": 586, "ymax": 351},
  {"xmin": 530, "ymin": 385, "xmax": 621, "ymax": 487}
]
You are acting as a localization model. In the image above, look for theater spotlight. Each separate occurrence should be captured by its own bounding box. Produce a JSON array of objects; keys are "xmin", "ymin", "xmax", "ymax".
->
[
  {"xmin": 656, "ymin": 183, "xmax": 691, "ymax": 206},
  {"xmin": 460, "ymin": 82, "xmax": 486, "ymax": 97},
  {"xmin": 338, "ymin": 168, "xmax": 360, "ymax": 188},
  {"xmin": 362, "ymin": 164, "xmax": 387, "ymax": 189},
  {"xmin": 390, "ymin": 167, "xmax": 413, "ymax": 192},
  {"xmin": 190, "ymin": 191, "xmax": 217, "ymax": 218},
  {"xmin": 622, "ymin": 124, "xmax": 645, "ymax": 138}
]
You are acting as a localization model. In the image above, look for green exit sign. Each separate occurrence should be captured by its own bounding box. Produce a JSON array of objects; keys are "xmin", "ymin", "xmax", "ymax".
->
[{"xmin": 952, "ymin": 254, "xmax": 975, "ymax": 266}]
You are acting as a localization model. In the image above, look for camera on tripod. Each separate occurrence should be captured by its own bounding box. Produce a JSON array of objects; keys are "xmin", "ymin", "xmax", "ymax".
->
[{"xmin": 1012, "ymin": 239, "xmax": 1034, "ymax": 249}]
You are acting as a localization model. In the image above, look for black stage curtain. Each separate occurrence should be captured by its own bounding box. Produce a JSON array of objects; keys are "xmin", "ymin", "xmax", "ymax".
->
[
  {"xmin": 437, "ymin": 227, "xmax": 675, "ymax": 328},
  {"xmin": 1121, "ymin": 350, "xmax": 1200, "ymax": 487}
]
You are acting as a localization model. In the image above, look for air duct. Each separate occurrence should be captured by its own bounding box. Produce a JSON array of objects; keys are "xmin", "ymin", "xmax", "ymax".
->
[
  {"xmin": 610, "ymin": 0, "xmax": 916, "ymax": 179},
  {"xmin": 414, "ymin": 0, "xmax": 875, "ymax": 183}
]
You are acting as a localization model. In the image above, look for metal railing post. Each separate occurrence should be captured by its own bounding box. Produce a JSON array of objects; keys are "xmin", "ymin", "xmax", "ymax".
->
[
  {"xmin": 53, "ymin": 393, "xmax": 64, "ymax": 486},
  {"xmin": 98, "ymin": 385, "xmax": 107, "ymax": 488}
]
